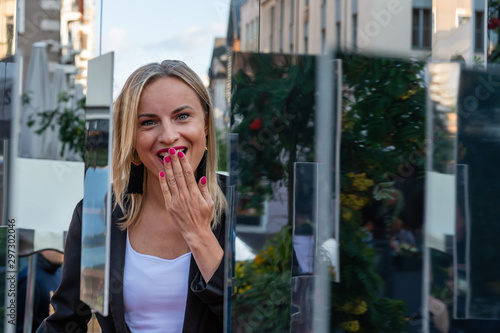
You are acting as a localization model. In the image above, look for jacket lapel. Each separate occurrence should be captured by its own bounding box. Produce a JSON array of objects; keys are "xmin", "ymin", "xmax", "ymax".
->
[{"xmin": 109, "ymin": 206, "xmax": 129, "ymax": 332}]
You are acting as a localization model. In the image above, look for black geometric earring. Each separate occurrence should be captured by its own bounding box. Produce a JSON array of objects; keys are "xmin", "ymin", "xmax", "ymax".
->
[
  {"xmin": 196, "ymin": 150, "xmax": 207, "ymax": 183},
  {"xmin": 127, "ymin": 150, "xmax": 144, "ymax": 194},
  {"xmin": 127, "ymin": 163, "xmax": 144, "ymax": 194}
]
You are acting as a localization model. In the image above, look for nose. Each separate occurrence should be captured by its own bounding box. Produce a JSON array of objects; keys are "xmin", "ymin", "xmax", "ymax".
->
[{"xmin": 158, "ymin": 121, "xmax": 180, "ymax": 145}]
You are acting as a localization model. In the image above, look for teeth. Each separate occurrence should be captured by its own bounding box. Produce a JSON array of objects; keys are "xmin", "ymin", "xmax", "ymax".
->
[{"xmin": 158, "ymin": 148, "xmax": 186, "ymax": 157}]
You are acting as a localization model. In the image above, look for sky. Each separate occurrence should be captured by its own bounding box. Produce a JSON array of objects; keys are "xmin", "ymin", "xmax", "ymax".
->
[{"xmin": 95, "ymin": 0, "xmax": 230, "ymax": 95}]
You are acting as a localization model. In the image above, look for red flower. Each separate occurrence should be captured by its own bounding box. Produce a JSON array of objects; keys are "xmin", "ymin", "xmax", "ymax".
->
[
  {"xmin": 488, "ymin": 17, "xmax": 499, "ymax": 30},
  {"xmin": 250, "ymin": 118, "xmax": 263, "ymax": 130}
]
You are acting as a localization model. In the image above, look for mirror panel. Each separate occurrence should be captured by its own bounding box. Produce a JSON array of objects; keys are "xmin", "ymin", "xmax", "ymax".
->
[
  {"xmin": 230, "ymin": 51, "xmax": 320, "ymax": 332},
  {"xmin": 455, "ymin": 66, "xmax": 500, "ymax": 320},
  {"xmin": 80, "ymin": 52, "xmax": 114, "ymax": 316},
  {"xmin": 487, "ymin": 0, "xmax": 499, "ymax": 67},
  {"xmin": 425, "ymin": 62, "xmax": 500, "ymax": 331}
]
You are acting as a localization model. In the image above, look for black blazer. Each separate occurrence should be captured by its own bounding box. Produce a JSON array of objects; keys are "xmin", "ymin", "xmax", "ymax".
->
[{"xmin": 37, "ymin": 195, "xmax": 225, "ymax": 333}]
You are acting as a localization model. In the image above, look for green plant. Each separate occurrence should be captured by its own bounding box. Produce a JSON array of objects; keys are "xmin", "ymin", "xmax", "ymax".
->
[
  {"xmin": 26, "ymin": 90, "xmax": 86, "ymax": 159},
  {"xmin": 231, "ymin": 53, "xmax": 316, "ymax": 225},
  {"xmin": 232, "ymin": 227, "xmax": 292, "ymax": 332}
]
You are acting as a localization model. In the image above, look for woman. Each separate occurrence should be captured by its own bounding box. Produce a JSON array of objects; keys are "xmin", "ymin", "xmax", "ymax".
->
[{"xmin": 37, "ymin": 60, "xmax": 227, "ymax": 332}]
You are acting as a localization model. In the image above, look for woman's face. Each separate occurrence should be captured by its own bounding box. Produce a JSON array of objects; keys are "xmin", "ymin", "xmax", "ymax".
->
[{"xmin": 134, "ymin": 77, "xmax": 207, "ymax": 180}]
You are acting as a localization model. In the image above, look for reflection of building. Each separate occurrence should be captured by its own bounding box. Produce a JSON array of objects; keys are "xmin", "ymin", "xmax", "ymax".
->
[
  {"xmin": 61, "ymin": 0, "xmax": 95, "ymax": 90},
  {"xmin": 239, "ymin": 0, "xmax": 486, "ymax": 63},
  {"xmin": 0, "ymin": 0, "xmax": 15, "ymax": 59},
  {"xmin": 17, "ymin": 0, "xmax": 95, "ymax": 90},
  {"xmin": 240, "ymin": 0, "xmax": 260, "ymax": 52},
  {"xmin": 17, "ymin": 0, "xmax": 62, "ymax": 83},
  {"xmin": 208, "ymin": 38, "xmax": 229, "ymax": 131}
]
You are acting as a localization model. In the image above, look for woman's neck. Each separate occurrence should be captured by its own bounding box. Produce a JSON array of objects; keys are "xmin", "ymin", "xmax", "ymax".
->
[{"xmin": 142, "ymin": 169, "xmax": 167, "ymax": 211}]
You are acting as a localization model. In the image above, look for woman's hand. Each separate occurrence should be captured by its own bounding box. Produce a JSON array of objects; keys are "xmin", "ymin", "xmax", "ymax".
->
[{"xmin": 158, "ymin": 149, "xmax": 223, "ymax": 282}]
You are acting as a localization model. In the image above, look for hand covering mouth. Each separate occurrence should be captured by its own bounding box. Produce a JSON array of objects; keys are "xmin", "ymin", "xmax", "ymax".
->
[{"xmin": 157, "ymin": 147, "xmax": 187, "ymax": 160}]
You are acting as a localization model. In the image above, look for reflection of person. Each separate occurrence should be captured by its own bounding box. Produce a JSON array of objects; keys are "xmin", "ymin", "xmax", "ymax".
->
[
  {"xmin": 17, "ymin": 250, "xmax": 63, "ymax": 333},
  {"xmin": 390, "ymin": 218, "xmax": 416, "ymax": 253},
  {"xmin": 37, "ymin": 61, "xmax": 227, "ymax": 332}
]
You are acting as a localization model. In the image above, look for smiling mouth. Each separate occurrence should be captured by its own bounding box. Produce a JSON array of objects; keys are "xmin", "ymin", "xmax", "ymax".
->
[{"xmin": 157, "ymin": 147, "xmax": 188, "ymax": 162}]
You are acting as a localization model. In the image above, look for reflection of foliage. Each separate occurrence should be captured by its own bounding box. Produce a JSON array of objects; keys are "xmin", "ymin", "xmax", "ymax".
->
[
  {"xmin": 333, "ymin": 53, "xmax": 427, "ymax": 332},
  {"xmin": 231, "ymin": 53, "xmax": 315, "ymax": 223},
  {"xmin": 26, "ymin": 91, "xmax": 86, "ymax": 159},
  {"xmin": 232, "ymin": 227, "xmax": 292, "ymax": 332},
  {"xmin": 231, "ymin": 52, "xmax": 426, "ymax": 332},
  {"xmin": 216, "ymin": 129, "xmax": 228, "ymax": 171},
  {"xmin": 488, "ymin": 0, "xmax": 500, "ymax": 63}
]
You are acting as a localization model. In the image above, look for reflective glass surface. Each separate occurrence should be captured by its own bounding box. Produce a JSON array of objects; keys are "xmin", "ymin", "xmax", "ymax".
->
[
  {"xmin": 230, "ymin": 52, "xmax": 321, "ymax": 332},
  {"xmin": 229, "ymin": 51, "xmax": 343, "ymax": 332},
  {"xmin": 432, "ymin": 0, "xmax": 474, "ymax": 63},
  {"xmin": 425, "ymin": 62, "xmax": 500, "ymax": 331},
  {"xmin": 80, "ymin": 52, "xmax": 114, "ymax": 316},
  {"xmin": 455, "ymin": 66, "xmax": 500, "ymax": 320},
  {"xmin": 488, "ymin": 1, "xmax": 500, "ymax": 67},
  {"xmin": 335, "ymin": 53, "xmax": 426, "ymax": 333}
]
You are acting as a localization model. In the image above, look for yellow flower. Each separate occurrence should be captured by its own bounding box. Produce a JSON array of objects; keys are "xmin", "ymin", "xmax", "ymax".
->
[
  {"xmin": 341, "ymin": 194, "xmax": 369, "ymax": 210},
  {"xmin": 342, "ymin": 210, "xmax": 353, "ymax": 220},
  {"xmin": 352, "ymin": 301, "xmax": 368, "ymax": 315},
  {"xmin": 340, "ymin": 320, "xmax": 360, "ymax": 332},
  {"xmin": 340, "ymin": 300, "xmax": 368, "ymax": 315},
  {"xmin": 254, "ymin": 254, "xmax": 265, "ymax": 265},
  {"xmin": 351, "ymin": 173, "xmax": 374, "ymax": 191},
  {"xmin": 400, "ymin": 89, "xmax": 416, "ymax": 100}
]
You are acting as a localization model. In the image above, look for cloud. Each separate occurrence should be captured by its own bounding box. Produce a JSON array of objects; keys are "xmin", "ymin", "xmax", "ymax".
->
[
  {"xmin": 210, "ymin": 21, "xmax": 227, "ymax": 36},
  {"xmin": 101, "ymin": 28, "xmax": 131, "ymax": 53},
  {"xmin": 143, "ymin": 23, "xmax": 227, "ymax": 54}
]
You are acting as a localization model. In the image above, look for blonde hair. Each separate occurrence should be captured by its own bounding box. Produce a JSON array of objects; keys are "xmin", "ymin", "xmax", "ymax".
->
[{"xmin": 113, "ymin": 60, "xmax": 227, "ymax": 230}]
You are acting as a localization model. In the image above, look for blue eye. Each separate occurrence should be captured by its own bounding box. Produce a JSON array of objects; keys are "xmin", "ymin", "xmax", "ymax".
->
[
  {"xmin": 141, "ymin": 119, "xmax": 155, "ymax": 126},
  {"xmin": 177, "ymin": 113, "xmax": 190, "ymax": 120}
]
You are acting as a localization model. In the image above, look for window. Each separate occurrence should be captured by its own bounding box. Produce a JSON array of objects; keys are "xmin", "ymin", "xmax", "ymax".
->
[
  {"xmin": 412, "ymin": 8, "xmax": 432, "ymax": 49},
  {"xmin": 304, "ymin": 21, "xmax": 308, "ymax": 54},
  {"xmin": 290, "ymin": 0, "xmax": 294, "ymax": 52},
  {"xmin": 270, "ymin": 6, "xmax": 275, "ymax": 52},
  {"xmin": 321, "ymin": 29, "xmax": 326, "ymax": 54},
  {"xmin": 80, "ymin": 31, "xmax": 88, "ymax": 49},
  {"xmin": 336, "ymin": 0, "xmax": 341, "ymax": 50},
  {"xmin": 352, "ymin": 14, "xmax": 358, "ymax": 49},
  {"xmin": 336, "ymin": 22, "xmax": 341, "ymax": 50},
  {"xmin": 475, "ymin": 11, "xmax": 484, "ymax": 53},
  {"xmin": 246, "ymin": 23, "xmax": 250, "ymax": 49},
  {"xmin": 321, "ymin": 0, "xmax": 326, "ymax": 53},
  {"xmin": 255, "ymin": 18, "xmax": 259, "ymax": 51},
  {"xmin": 280, "ymin": 0, "xmax": 284, "ymax": 52}
]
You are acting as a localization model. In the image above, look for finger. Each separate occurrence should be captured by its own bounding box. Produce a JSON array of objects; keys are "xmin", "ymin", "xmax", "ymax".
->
[
  {"xmin": 163, "ymin": 154, "xmax": 179, "ymax": 197},
  {"xmin": 168, "ymin": 148, "xmax": 189, "ymax": 194},
  {"xmin": 178, "ymin": 150, "xmax": 197, "ymax": 193},
  {"xmin": 198, "ymin": 176, "xmax": 214, "ymax": 210},
  {"xmin": 159, "ymin": 170, "xmax": 171, "ymax": 202}
]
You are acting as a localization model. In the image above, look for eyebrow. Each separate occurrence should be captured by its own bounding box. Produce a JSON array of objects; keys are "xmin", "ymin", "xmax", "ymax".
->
[{"xmin": 137, "ymin": 105, "xmax": 195, "ymax": 119}]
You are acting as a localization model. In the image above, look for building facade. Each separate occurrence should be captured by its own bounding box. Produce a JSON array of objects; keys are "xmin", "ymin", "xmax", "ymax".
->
[
  {"xmin": 17, "ymin": 0, "xmax": 94, "ymax": 90},
  {"xmin": 240, "ymin": 0, "xmax": 487, "ymax": 64}
]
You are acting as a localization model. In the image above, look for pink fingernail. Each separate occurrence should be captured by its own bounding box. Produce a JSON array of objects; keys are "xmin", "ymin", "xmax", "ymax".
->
[
  {"xmin": 164, "ymin": 155, "xmax": 170, "ymax": 163},
  {"xmin": 169, "ymin": 148, "xmax": 176, "ymax": 155},
  {"xmin": 160, "ymin": 171, "xmax": 164, "ymax": 178},
  {"xmin": 201, "ymin": 176, "xmax": 207, "ymax": 185},
  {"xmin": 178, "ymin": 151, "xmax": 184, "ymax": 158}
]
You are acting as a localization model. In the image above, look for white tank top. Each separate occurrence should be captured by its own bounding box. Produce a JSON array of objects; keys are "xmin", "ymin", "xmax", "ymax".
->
[{"xmin": 123, "ymin": 232, "xmax": 191, "ymax": 332}]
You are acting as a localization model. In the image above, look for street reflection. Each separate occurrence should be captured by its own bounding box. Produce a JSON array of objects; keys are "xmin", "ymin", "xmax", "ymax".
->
[
  {"xmin": 80, "ymin": 53, "xmax": 114, "ymax": 316},
  {"xmin": 230, "ymin": 51, "xmax": 318, "ymax": 332}
]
